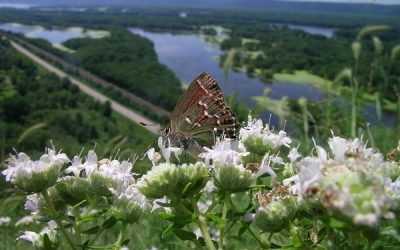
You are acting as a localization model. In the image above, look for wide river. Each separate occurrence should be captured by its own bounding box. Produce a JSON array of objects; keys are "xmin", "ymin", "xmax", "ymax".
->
[
  {"xmin": 129, "ymin": 28, "xmax": 324, "ymax": 104},
  {"xmin": 0, "ymin": 23, "xmax": 393, "ymax": 125}
]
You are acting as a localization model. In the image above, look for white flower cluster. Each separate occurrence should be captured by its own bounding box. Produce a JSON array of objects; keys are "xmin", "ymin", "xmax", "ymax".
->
[
  {"xmin": 2, "ymin": 116, "xmax": 400, "ymax": 249},
  {"xmin": 239, "ymin": 115, "xmax": 292, "ymax": 150},
  {"xmin": 1, "ymin": 148, "xmax": 152, "ymax": 247},
  {"xmin": 2, "ymin": 149, "xmax": 69, "ymax": 184},
  {"xmin": 283, "ymin": 134, "xmax": 400, "ymax": 226}
]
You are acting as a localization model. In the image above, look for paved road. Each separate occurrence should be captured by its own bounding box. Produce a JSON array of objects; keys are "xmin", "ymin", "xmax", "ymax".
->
[{"xmin": 10, "ymin": 40, "xmax": 161, "ymax": 134}]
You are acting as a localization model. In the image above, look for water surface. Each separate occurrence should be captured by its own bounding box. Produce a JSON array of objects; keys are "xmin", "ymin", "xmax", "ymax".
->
[
  {"xmin": 0, "ymin": 23, "xmax": 109, "ymax": 48},
  {"xmin": 130, "ymin": 28, "xmax": 324, "ymax": 105}
]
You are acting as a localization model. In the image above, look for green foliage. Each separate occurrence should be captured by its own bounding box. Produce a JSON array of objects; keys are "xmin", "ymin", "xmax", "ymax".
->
[
  {"xmin": 0, "ymin": 39, "xmax": 155, "ymax": 162},
  {"xmin": 63, "ymin": 28, "xmax": 182, "ymax": 110},
  {"xmin": 202, "ymin": 27, "xmax": 217, "ymax": 36}
]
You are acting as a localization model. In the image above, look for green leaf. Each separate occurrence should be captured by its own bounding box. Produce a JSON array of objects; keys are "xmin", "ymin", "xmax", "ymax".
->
[
  {"xmin": 329, "ymin": 218, "xmax": 345, "ymax": 229},
  {"xmin": 121, "ymin": 239, "xmax": 130, "ymax": 246},
  {"xmin": 162, "ymin": 224, "xmax": 175, "ymax": 238},
  {"xmin": 102, "ymin": 216, "xmax": 117, "ymax": 229},
  {"xmin": 78, "ymin": 215, "xmax": 97, "ymax": 224},
  {"xmin": 317, "ymin": 227, "xmax": 327, "ymax": 242},
  {"xmin": 159, "ymin": 212, "xmax": 195, "ymax": 224},
  {"xmin": 206, "ymin": 213, "xmax": 224, "ymax": 225},
  {"xmin": 43, "ymin": 207, "xmax": 57, "ymax": 218},
  {"xmin": 43, "ymin": 233, "xmax": 53, "ymax": 250},
  {"xmin": 82, "ymin": 226, "xmax": 100, "ymax": 234},
  {"xmin": 174, "ymin": 229, "xmax": 197, "ymax": 242},
  {"xmin": 72, "ymin": 199, "xmax": 87, "ymax": 209},
  {"xmin": 182, "ymin": 182, "xmax": 193, "ymax": 196}
]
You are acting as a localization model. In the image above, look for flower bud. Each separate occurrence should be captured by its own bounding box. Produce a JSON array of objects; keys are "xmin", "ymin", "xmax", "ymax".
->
[
  {"xmin": 15, "ymin": 161, "xmax": 62, "ymax": 193},
  {"xmin": 89, "ymin": 172, "xmax": 116, "ymax": 197},
  {"xmin": 55, "ymin": 177, "xmax": 92, "ymax": 205},
  {"xmin": 254, "ymin": 197, "xmax": 298, "ymax": 233},
  {"xmin": 214, "ymin": 164, "xmax": 254, "ymax": 193},
  {"xmin": 137, "ymin": 163, "xmax": 178, "ymax": 199},
  {"xmin": 174, "ymin": 162, "xmax": 209, "ymax": 198},
  {"xmin": 241, "ymin": 136, "xmax": 270, "ymax": 165},
  {"xmin": 112, "ymin": 185, "xmax": 151, "ymax": 224}
]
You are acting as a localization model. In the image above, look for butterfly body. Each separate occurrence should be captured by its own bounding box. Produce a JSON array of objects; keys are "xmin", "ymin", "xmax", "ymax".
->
[{"xmin": 166, "ymin": 72, "xmax": 239, "ymax": 156}]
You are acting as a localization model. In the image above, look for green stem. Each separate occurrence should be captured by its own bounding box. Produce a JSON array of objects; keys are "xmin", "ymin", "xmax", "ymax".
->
[
  {"xmin": 191, "ymin": 199, "xmax": 216, "ymax": 250},
  {"xmin": 219, "ymin": 193, "xmax": 230, "ymax": 250},
  {"xmin": 73, "ymin": 207, "xmax": 81, "ymax": 246},
  {"xmin": 114, "ymin": 222, "xmax": 127, "ymax": 250},
  {"xmin": 41, "ymin": 191, "xmax": 76, "ymax": 250}
]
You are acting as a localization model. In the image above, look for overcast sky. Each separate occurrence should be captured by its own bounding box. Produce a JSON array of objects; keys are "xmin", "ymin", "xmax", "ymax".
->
[{"xmin": 284, "ymin": 0, "xmax": 400, "ymax": 4}]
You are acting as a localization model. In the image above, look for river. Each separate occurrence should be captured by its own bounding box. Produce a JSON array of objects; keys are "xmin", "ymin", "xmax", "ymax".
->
[{"xmin": 0, "ymin": 23, "xmax": 393, "ymax": 126}]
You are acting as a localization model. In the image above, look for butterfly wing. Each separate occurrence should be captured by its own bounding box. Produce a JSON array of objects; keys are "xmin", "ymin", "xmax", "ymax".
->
[{"xmin": 170, "ymin": 72, "xmax": 239, "ymax": 147}]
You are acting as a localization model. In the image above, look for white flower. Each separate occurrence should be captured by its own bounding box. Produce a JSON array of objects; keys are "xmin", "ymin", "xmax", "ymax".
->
[
  {"xmin": 117, "ymin": 184, "xmax": 151, "ymax": 212},
  {"xmin": 145, "ymin": 148, "xmax": 161, "ymax": 166},
  {"xmin": 158, "ymin": 137, "xmax": 182, "ymax": 163},
  {"xmin": 298, "ymin": 157, "xmax": 322, "ymax": 195},
  {"xmin": 239, "ymin": 115, "xmax": 264, "ymax": 140},
  {"xmin": 97, "ymin": 159, "xmax": 135, "ymax": 194},
  {"xmin": 83, "ymin": 150, "xmax": 98, "ymax": 175},
  {"xmin": 25, "ymin": 194, "xmax": 39, "ymax": 213},
  {"xmin": 282, "ymin": 175, "xmax": 300, "ymax": 195},
  {"xmin": 200, "ymin": 139, "xmax": 245, "ymax": 167},
  {"xmin": 315, "ymin": 146, "xmax": 327, "ymax": 161},
  {"xmin": 17, "ymin": 231, "xmax": 39, "ymax": 243},
  {"xmin": 40, "ymin": 148, "xmax": 69, "ymax": 166},
  {"xmin": 255, "ymin": 153, "xmax": 278, "ymax": 184},
  {"xmin": 0, "ymin": 216, "xmax": 11, "ymax": 226},
  {"xmin": 263, "ymin": 130, "xmax": 292, "ymax": 149},
  {"xmin": 288, "ymin": 147, "xmax": 300, "ymax": 163},
  {"xmin": 64, "ymin": 156, "xmax": 84, "ymax": 176},
  {"xmin": 328, "ymin": 136, "xmax": 348, "ymax": 163},
  {"xmin": 2, "ymin": 149, "xmax": 68, "ymax": 191},
  {"xmin": 2, "ymin": 153, "xmax": 30, "ymax": 182},
  {"xmin": 15, "ymin": 216, "xmax": 35, "ymax": 227}
]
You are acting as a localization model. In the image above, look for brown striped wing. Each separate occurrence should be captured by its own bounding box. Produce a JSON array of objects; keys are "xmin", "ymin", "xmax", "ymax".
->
[{"xmin": 170, "ymin": 72, "xmax": 239, "ymax": 147}]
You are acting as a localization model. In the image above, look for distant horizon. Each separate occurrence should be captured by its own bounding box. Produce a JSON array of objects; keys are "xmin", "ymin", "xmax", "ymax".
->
[
  {"xmin": 282, "ymin": 0, "xmax": 400, "ymax": 5},
  {"xmin": 0, "ymin": 0, "xmax": 399, "ymax": 5}
]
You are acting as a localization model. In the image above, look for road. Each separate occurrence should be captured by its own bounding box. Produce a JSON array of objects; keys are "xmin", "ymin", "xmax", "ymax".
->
[{"xmin": 10, "ymin": 40, "xmax": 161, "ymax": 134}]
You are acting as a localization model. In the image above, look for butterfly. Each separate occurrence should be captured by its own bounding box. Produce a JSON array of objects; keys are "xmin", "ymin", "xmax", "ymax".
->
[{"xmin": 164, "ymin": 72, "xmax": 240, "ymax": 156}]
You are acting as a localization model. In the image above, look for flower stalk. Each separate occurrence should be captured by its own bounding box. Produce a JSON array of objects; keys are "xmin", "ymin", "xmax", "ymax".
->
[
  {"xmin": 41, "ymin": 191, "xmax": 76, "ymax": 250},
  {"xmin": 218, "ymin": 193, "xmax": 230, "ymax": 250}
]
